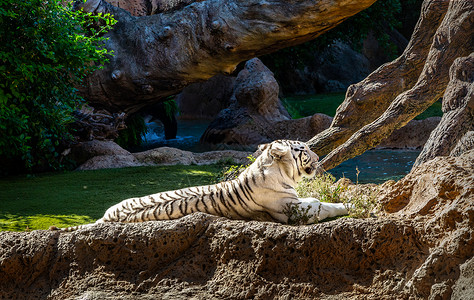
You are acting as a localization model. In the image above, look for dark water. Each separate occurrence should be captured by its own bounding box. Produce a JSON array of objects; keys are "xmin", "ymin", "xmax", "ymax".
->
[
  {"xmin": 327, "ymin": 149, "xmax": 419, "ymax": 184},
  {"xmin": 141, "ymin": 119, "xmax": 212, "ymax": 152},
  {"xmin": 141, "ymin": 120, "xmax": 419, "ymax": 183}
]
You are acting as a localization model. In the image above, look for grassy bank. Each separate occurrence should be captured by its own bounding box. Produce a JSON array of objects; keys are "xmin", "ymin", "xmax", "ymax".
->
[
  {"xmin": 0, "ymin": 165, "xmax": 221, "ymax": 231},
  {"xmin": 282, "ymin": 93, "xmax": 443, "ymax": 120}
]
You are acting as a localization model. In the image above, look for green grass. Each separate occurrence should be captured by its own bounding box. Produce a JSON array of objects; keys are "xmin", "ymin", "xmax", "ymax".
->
[
  {"xmin": 282, "ymin": 93, "xmax": 346, "ymax": 118},
  {"xmin": 282, "ymin": 93, "xmax": 443, "ymax": 120},
  {"xmin": 415, "ymin": 100, "xmax": 442, "ymax": 120},
  {"xmin": 0, "ymin": 165, "xmax": 221, "ymax": 232}
]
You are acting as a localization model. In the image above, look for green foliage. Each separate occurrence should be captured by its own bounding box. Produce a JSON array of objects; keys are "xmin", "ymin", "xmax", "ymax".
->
[
  {"xmin": 415, "ymin": 99, "xmax": 443, "ymax": 120},
  {"xmin": 115, "ymin": 114, "xmax": 148, "ymax": 149},
  {"xmin": 296, "ymin": 173, "xmax": 380, "ymax": 219},
  {"xmin": 284, "ymin": 203, "xmax": 315, "ymax": 226},
  {"xmin": 163, "ymin": 96, "xmax": 179, "ymax": 119},
  {"xmin": 0, "ymin": 164, "xmax": 222, "ymax": 231},
  {"xmin": 282, "ymin": 93, "xmax": 346, "ymax": 118},
  {"xmin": 214, "ymin": 155, "xmax": 256, "ymax": 183},
  {"xmin": 282, "ymin": 93, "xmax": 442, "ymax": 120},
  {"xmin": 0, "ymin": 0, "xmax": 115, "ymax": 173},
  {"xmin": 296, "ymin": 173, "xmax": 346, "ymax": 203}
]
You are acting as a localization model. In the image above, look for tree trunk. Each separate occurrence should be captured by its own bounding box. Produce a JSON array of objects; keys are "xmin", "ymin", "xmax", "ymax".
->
[
  {"xmin": 413, "ymin": 53, "xmax": 474, "ymax": 168},
  {"xmin": 74, "ymin": 0, "xmax": 377, "ymax": 113},
  {"xmin": 306, "ymin": 0, "xmax": 473, "ymax": 171}
]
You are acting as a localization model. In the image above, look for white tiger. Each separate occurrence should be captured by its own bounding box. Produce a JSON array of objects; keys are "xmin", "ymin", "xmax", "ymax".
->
[{"xmin": 52, "ymin": 140, "xmax": 349, "ymax": 231}]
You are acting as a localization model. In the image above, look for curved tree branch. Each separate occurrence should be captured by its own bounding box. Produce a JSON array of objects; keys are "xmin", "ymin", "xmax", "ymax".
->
[
  {"xmin": 306, "ymin": 0, "xmax": 449, "ymax": 156},
  {"xmin": 318, "ymin": 0, "xmax": 473, "ymax": 171},
  {"xmin": 74, "ymin": 0, "xmax": 377, "ymax": 113}
]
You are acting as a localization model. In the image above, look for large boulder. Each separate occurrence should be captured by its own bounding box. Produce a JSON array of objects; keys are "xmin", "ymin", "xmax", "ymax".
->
[
  {"xmin": 1, "ymin": 150, "xmax": 472, "ymax": 299},
  {"xmin": 200, "ymin": 58, "xmax": 292, "ymax": 146}
]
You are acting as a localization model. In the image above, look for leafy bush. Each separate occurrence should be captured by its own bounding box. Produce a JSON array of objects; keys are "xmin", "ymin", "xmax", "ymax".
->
[
  {"xmin": 214, "ymin": 155, "xmax": 256, "ymax": 183},
  {"xmin": 297, "ymin": 173, "xmax": 380, "ymax": 220},
  {"xmin": 0, "ymin": 0, "xmax": 115, "ymax": 174},
  {"xmin": 115, "ymin": 114, "xmax": 148, "ymax": 149}
]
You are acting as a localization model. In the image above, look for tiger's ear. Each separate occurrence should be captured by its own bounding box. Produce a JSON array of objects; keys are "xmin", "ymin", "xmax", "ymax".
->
[
  {"xmin": 269, "ymin": 144, "xmax": 289, "ymax": 159},
  {"xmin": 258, "ymin": 143, "xmax": 270, "ymax": 152}
]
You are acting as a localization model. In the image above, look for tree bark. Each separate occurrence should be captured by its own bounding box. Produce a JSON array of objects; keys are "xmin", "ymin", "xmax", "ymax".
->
[
  {"xmin": 74, "ymin": 0, "xmax": 377, "ymax": 113},
  {"xmin": 306, "ymin": 0, "xmax": 473, "ymax": 171}
]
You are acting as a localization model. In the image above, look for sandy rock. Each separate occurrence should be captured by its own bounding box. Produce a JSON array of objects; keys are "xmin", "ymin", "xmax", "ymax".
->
[
  {"xmin": 73, "ymin": 141, "xmax": 252, "ymax": 170},
  {"xmin": 451, "ymin": 131, "xmax": 474, "ymax": 157},
  {"xmin": 70, "ymin": 140, "xmax": 132, "ymax": 164},
  {"xmin": 193, "ymin": 150, "xmax": 252, "ymax": 165},
  {"xmin": 133, "ymin": 147, "xmax": 252, "ymax": 166},
  {"xmin": 72, "ymin": 140, "xmax": 144, "ymax": 170},
  {"xmin": 133, "ymin": 147, "xmax": 197, "ymax": 165},
  {"xmin": 76, "ymin": 154, "xmax": 144, "ymax": 170}
]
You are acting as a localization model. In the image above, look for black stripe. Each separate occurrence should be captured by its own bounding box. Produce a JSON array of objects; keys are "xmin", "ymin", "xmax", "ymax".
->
[
  {"xmin": 226, "ymin": 183, "xmax": 237, "ymax": 206},
  {"xmin": 165, "ymin": 192, "xmax": 180, "ymax": 201},
  {"xmin": 153, "ymin": 205, "xmax": 160, "ymax": 220},
  {"xmin": 184, "ymin": 200, "xmax": 188, "ymax": 215},
  {"xmin": 255, "ymin": 210, "xmax": 282, "ymax": 223},
  {"xmin": 165, "ymin": 202, "xmax": 171, "ymax": 219},
  {"xmin": 193, "ymin": 196, "xmax": 199, "ymax": 212},
  {"xmin": 209, "ymin": 191, "xmax": 224, "ymax": 216},
  {"xmin": 114, "ymin": 208, "xmax": 121, "ymax": 221},
  {"xmin": 179, "ymin": 201, "xmax": 185, "ymax": 215},
  {"xmin": 241, "ymin": 178, "xmax": 265, "ymax": 209},
  {"xmin": 234, "ymin": 180, "xmax": 252, "ymax": 210},
  {"xmin": 218, "ymin": 189, "xmax": 231, "ymax": 212},
  {"xmin": 169, "ymin": 200, "xmax": 175, "ymax": 216},
  {"xmin": 221, "ymin": 186, "xmax": 245, "ymax": 219},
  {"xmin": 200, "ymin": 195, "xmax": 209, "ymax": 213},
  {"xmin": 232, "ymin": 180, "xmax": 252, "ymax": 211},
  {"xmin": 251, "ymin": 173, "xmax": 257, "ymax": 185}
]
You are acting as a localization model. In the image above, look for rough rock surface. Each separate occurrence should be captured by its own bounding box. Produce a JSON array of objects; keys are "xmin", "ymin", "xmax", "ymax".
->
[
  {"xmin": 134, "ymin": 147, "xmax": 251, "ymax": 166},
  {"xmin": 1, "ymin": 151, "xmax": 473, "ymax": 299},
  {"xmin": 107, "ymin": 0, "xmax": 198, "ymax": 16},
  {"xmin": 74, "ymin": 141, "xmax": 251, "ymax": 170}
]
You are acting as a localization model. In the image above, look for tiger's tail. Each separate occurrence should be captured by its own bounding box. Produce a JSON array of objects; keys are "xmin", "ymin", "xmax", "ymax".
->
[{"xmin": 49, "ymin": 219, "xmax": 104, "ymax": 232}]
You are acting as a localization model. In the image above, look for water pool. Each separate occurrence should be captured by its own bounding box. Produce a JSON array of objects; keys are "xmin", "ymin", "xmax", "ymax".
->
[{"xmin": 140, "ymin": 120, "xmax": 418, "ymax": 183}]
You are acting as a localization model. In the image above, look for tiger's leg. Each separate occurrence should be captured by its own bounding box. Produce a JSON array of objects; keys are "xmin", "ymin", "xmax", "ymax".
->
[{"xmin": 297, "ymin": 198, "xmax": 349, "ymax": 223}]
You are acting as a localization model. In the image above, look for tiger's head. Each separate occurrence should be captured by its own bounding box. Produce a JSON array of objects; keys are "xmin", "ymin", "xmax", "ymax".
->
[{"xmin": 257, "ymin": 140, "xmax": 322, "ymax": 182}]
